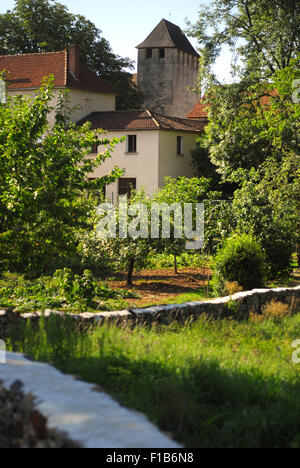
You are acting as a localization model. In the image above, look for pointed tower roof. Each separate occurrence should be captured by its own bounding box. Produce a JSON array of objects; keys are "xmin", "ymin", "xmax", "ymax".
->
[{"xmin": 136, "ymin": 19, "xmax": 199, "ymax": 57}]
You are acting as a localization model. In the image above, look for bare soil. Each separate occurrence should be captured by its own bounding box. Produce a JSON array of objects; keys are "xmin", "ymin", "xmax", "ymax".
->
[{"xmin": 107, "ymin": 267, "xmax": 211, "ymax": 307}]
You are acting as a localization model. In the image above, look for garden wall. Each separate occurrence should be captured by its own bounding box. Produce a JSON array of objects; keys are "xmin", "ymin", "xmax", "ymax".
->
[{"xmin": 1, "ymin": 286, "xmax": 300, "ymax": 339}]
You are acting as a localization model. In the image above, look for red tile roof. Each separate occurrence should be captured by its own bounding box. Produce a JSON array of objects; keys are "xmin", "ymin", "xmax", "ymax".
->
[
  {"xmin": 77, "ymin": 109, "xmax": 206, "ymax": 132},
  {"xmin": 187, "ymin": 99, "xmax": 209, "ymax": 119},
  {"xmin": 67, "ymin": 65, "xmax": 115, "ymax": 94},
  {"xmin": 188, "ymin": 90, "xmax": 278, "ymax": 119},
  {"xmin": 0, "ymin": 49, "xmax": 115, "ymax": 94}
]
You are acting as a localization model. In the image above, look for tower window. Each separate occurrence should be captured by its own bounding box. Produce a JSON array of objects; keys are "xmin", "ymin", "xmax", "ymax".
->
[
  {"xmin": 146, "ymin": 48, "xmax": 153, "ymax": 59},
  {"xmin": 159, "ymin": 48, "xmax": 165, "ymax": 58}
]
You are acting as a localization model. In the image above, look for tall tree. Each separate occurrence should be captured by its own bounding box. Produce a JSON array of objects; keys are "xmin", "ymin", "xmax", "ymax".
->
[
  {"xmin": 188, "ymin": 0, "xmax": 299, "ymax": 177},
  {"xmin": 189, "ymin": 0, "xmax": 299, "ymax": 82},
  {"xmin": 0, "ymin": 0, "xmax": 143, "ymax": 110},
  {"xmin": 0, "ymin": 78, "xmax": 123, "ymax": 275}
]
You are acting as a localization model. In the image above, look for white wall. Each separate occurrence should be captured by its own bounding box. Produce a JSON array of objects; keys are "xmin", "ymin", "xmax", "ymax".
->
[
  {"xmin": 88, "ymin": 129, "xmax": 198, "ymax": 201},
  {"xmin": 90, "ymin": 130, "xmax": 160, "ymax": 202},
  {"xmin": 66, "ymin": 88, "xmax": 116, "ymax": 122},
  {"xmin": 7, "ymin": 87, "xmax": 116, "ymax": 126},
  {"xmin": 158, "ymin": 130, "xmax": 196, "ymax": 188}
]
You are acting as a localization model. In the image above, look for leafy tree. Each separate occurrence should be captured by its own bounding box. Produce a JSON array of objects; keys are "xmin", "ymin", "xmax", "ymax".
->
[
  {"xmin": 188, "ymin": 0, "xmax": 299, "ymax": 178},
  {"xmin": 96, "ymin": 178, "xmax": 217, "ymax": 283},
  {"xmin": 196, "ymin": 59, "xmax": 300, "ymax": 179},
  {"xmin": 187, "ymin": 2, "xmax": 299, "ymax": 278},
  {"xmin": 191, "ymin": 140, "xmax": 237, "ymax": 197},
  {"xmin": 0, "ymin": 77, "xmax": 123, "ymax": 276},
  {"xmin": 153, "ymin": 177, "xmax": 221, "ymax": 271},
  {"xmin": 97, "ymin": 190, "xmax": 154, "ymax": 287},
  {"xmin": 0, "ymin": 0, "xmax": 144, "ymax": 110},
  {"xmin": 188, "ymin": 0, "xmax": 299, "ymax": 82},
  {"xmin": 231, "ymin": 156, "xmax": 299, "ymax": 278}
]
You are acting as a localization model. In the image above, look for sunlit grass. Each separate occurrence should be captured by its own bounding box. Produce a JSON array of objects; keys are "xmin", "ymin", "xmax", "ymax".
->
[{"xmin": 8, "ymin": 311, "xmax": 300, "ymax": 448}]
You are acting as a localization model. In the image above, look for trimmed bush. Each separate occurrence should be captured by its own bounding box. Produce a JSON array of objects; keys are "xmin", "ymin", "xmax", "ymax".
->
[{"xmin": 212, "ymin": 234, "xmax": 266, "ymax": 296}]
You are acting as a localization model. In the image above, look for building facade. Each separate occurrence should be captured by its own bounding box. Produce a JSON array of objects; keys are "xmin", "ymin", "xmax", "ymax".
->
[{"xmin": 78, "ymin": 110, "xmax": 205, "ymax": 200}]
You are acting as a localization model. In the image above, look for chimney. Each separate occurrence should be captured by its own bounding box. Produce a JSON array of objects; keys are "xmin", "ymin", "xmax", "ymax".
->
[{"xmin": 69, "ymin": 44, "xmax": 80, "ymax": 80}]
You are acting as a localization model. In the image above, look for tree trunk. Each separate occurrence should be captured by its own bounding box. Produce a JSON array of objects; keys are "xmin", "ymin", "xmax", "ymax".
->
[
  {"xmin": 127, "ymin": 258, "xmax": 135, "ymax": 287},
  {"xmin": 174, "ymin": 254, "xmax": 178, "ymax": 275}
]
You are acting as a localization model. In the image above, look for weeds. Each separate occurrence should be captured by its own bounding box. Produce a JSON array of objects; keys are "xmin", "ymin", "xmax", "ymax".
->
[{"xmin": 0, "ymin": 269, "xmax": 138, "ymax": 313}]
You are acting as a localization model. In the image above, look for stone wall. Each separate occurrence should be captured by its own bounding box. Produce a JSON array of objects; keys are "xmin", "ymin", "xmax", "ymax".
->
[
  {"xmin": 137, "ymin": 48, "xmax": 199, "ymax": 118},
  {"xmin": 1, "ymin": 286, "xmax": 300, "ymax": 340}
]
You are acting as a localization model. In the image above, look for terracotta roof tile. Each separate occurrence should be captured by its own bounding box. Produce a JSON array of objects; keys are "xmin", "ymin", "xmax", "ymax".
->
[
  {"xmin": 187, "ymin": 99, "xmax": 209, "ymax": 119},
  {"xmin": 0, "ymin": 50, "xmax": 67, "ymax": 89},
  {"xmin": 67, "ymin": 65, "xmax": 115, "ymax": 94},
  {"xmin": 0, "ymin": 49, "xmax": 115, "ymax": 94},
  {"xmin": 77, "ymin": 109, "xmax": 206, "ymax": 132}
]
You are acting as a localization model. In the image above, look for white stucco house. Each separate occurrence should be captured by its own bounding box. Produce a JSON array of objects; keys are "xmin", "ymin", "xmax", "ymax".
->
[{"xmin": 77, "ymin": 109, "xmax": 205, "ymax": 200}]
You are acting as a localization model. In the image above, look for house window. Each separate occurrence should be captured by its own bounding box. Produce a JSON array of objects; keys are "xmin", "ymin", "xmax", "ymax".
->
[
  {"xmin": 146, "ymin": 48, "xmax": 153, "ymax": 59},
  {"xmin": 159, "ymin": 48, "xmax": 165, "ymax": 58},
  {"xmin": 119, "ymin": 178, "xmax": 137, "ymax": 198},
  {"xmin": 127, "ymin": 135, "xmax": 137, "ymax": 153},
  {"xmin": 177, "ymin": 136, "xmax": 184, "ymax": 155},
  {"xmin": 91, "ymin": 137, "xmax": 99, "ymax": 154}
]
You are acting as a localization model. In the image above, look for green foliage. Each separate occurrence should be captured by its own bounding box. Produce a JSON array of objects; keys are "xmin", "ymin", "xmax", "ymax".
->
[
  {"xmin": 97, "ymin": 190, "xmax": 155, "ymax": 286},
  {"xmin": 232, "ymin": 160, "xmax": 298, "ymax": 278},
  {"xmin": 0, "ymin": 268, "xmax": 136, "ymax": 312},
  {"xmin": 145, "ymin": 252, "xmax": 211, "ymax": 270},
  {"xmin": 0, "ymin": 78, "xmax": 123, "ymax": 276},
  {"xmin": 198, "ymin": 59, "xmax": 300, "ymax": 178},
  {"xmin": 212, "ymin": 234, "xmax": 266, "ymax": 296},
  {"xmin": 191, "ymin": 139, "xmax": 237, "ymax": 197},
  {"xmin": 0, "ymin": 0, "xmax": 144, "ymax": 110},
  {"xmin": 153, "ymin": 177, "xmax": 221, "ymax": 260},
  {"xmin": 188, "ymin": 0, "xmax": 299, "ymax": 83},
  {"xmin": 193, "ymin": 59, "xmax": 300, "ymax": 276},
  {"xmin": 9, "ymin": 312, "xmax": 300, "ymax": 448},
  {"xmin": 154, "ymin": 176, "xmax": 212, "ymax": 204},
  {"xmin": 50, "ymin": 268, "xmax": 97, "ymax": 307}
]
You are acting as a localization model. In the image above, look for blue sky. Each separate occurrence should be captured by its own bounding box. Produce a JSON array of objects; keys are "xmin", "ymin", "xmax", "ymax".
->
[{"xmin": 1, "ymin": 0, "xmax": 232, "ymax": 81}]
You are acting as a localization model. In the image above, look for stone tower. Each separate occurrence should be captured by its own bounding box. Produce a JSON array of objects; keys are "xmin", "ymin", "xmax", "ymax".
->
[{"xmin": 136, "ymin": 19, "xmax": 199, "ymax": 118}]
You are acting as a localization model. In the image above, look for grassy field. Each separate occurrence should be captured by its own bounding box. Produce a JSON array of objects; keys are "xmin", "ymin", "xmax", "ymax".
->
[{"xmin": 8, "ymin": 311, "xmax": 300, "ymax": 448}]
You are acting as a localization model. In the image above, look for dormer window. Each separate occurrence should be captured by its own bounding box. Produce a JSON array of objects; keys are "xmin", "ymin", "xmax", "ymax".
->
[
  {"xmin": 146, "ymin": 48, "xmax": 153, "ymax": 59},
  {"xmin": 159, "ymin": 48, "xmax": 165, "ymax": 58}
]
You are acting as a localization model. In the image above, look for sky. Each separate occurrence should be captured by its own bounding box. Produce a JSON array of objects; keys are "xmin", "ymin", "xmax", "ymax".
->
[{"xmin": 1, "ymin": 0, "xmax": 233, "ymax": 82}]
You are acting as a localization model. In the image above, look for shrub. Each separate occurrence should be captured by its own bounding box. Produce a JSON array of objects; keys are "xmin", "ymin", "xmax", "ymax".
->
[{"xmin": 212, "ymin": 234, "xmax": 266, "ymax": 296}]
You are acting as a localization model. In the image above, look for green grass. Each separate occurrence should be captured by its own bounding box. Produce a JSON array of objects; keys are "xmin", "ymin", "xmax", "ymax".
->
[{"xmin": 8, "ymin": 312, "xmax": 300, "ymax": 448}]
